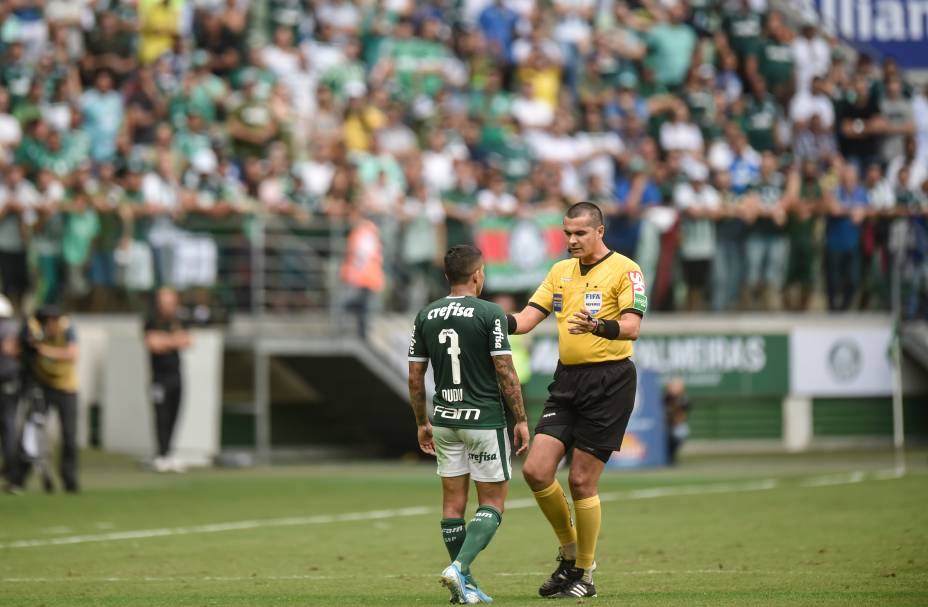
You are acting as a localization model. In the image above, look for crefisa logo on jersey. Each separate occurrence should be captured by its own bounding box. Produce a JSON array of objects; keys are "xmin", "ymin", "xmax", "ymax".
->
[
  {"xmin": 584, "ymin": 291, "xmax": 602, "ymax": 315},
  {"xmin": 493, "ymin": 318, "xmax": 505, "ymax": 349},
  {"xmin": 427, "ymin": 301, "xmax": 476, "ymax": 320}
]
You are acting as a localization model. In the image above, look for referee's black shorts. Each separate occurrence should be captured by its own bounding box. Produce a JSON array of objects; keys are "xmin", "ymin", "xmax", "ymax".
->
[{"xmin": 534, "ymin": 358, "xmax": 637, "ymax": 463}]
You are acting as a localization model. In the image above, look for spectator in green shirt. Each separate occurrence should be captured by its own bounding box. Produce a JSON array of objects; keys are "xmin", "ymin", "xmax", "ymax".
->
[
  {"xmin": 722, "ymin": 0, "xmax": 762, "ymax": 59},
  {"xmin": 442, "ymin": 160, "xmax": 481, "ymax": 248},
  {"xmin": 32, "ymin": 169, "xmax": 66, "ymax": 305},
  {"xmin": 62, "ymin": 187, "xmax": 100, "ymax": 300},
  {"xmin": 87, "ymin": 161, "xmax": 128, "ymax": 308},
  {"xmin": 1, "ymin": 41, "xmax": 32, "ymax": 106},
  {"xmin": 748, "ymin": 12, "xmax": 794, "ymax": 103},
  {"xmin": 645, "ymin": 3, "xmax": 696, "ymax": 90},
  {"xmin": 741, "ymin": 77, "xmax": 781, "ymax": 153},
  {"xmin": 784, "ymin": 161, "xmax": 819, "ymax": 311},
  {"xmin": 227, "ymin": 73, "xmax": 279, "ymax": 160}
]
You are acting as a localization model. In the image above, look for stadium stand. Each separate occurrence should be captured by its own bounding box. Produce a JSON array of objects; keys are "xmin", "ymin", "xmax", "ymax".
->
[{"xmin": 0, "ymin": 0, "xmax": 925, "ymax": 319}]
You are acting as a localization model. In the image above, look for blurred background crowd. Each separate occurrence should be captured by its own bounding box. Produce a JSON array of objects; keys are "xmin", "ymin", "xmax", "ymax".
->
[{"xmin": 0, "ymin": 0, "xmax": 927, "ymax": 320}]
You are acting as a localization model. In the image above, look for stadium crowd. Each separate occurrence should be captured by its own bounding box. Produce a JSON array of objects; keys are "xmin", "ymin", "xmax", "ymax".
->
[{"xmin": 0, "ymin": 0, "xmax": 926, "ymax": 318}]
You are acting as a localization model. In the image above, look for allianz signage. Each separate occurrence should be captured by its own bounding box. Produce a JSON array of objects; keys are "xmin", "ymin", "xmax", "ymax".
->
[{"xmin": 816, "ymin": 0, "xmax": 928, "ymax": 67}]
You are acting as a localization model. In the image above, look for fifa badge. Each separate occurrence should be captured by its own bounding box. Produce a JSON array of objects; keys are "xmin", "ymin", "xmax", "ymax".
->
[{"xmin": 584, "ymin": 291, "xmax": 602, "ymax": 315}]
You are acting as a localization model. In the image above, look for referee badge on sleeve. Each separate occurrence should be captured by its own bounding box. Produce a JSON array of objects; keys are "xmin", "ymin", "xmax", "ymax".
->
[
  {"xmin": 628, "ymin": 271, "xmax": 648, "ymax": 313},
  {"xmin": 553, "ymin": 293, "xmax": 563, "ymax": 312},
  {"xmin": 584, "ymin": 291, "xmax": 602, "ymax": 315}
]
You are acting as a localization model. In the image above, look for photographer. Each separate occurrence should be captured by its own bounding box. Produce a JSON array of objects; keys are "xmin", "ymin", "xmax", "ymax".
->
[
  {"xmin": 0, "ymin": 295, "xmax": 20, "ymax": 488},
  {"xmin": 12, "ymin": 306, "xmax": 80, "ymax": 493},
  {"xmin": 664, "ymin": 378, "xmax": 692, "ymax": 466}
]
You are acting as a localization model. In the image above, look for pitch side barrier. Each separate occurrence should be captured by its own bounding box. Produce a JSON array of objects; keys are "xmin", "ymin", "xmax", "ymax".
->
[
  {"xmin": 373, "ymin": 313, "xmax": 928, "ymax": 455},
  {"xmin": 62, "ymin": 312, "xmax": 928, "ymax": 465}
]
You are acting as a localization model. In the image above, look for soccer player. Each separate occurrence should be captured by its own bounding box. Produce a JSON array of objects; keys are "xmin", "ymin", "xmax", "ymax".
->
[
  {"xmin": 507, "ymin": 202, "xmax": 646, "ymax": 598},
  {"xmin": 408, "ymin": 245, "xmax": 530, "ymax": 604}
]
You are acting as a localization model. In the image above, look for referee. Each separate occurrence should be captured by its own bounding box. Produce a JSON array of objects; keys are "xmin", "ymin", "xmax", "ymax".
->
[{"xmin": 507, "ymin": 202, "xmax": 646, "ymax": 599}]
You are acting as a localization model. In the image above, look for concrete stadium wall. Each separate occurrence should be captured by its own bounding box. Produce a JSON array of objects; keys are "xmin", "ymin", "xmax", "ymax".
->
[{"xmin": 71, "ymin": 317, "xmax": 223, "ymax": 466}]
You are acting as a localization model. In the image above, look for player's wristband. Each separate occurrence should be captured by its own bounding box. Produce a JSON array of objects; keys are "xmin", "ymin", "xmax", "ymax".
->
[
  {"xmin": 506, "ymin": 314, "xmax": 517, "ymax": 334},
  {"xmin": 596, "ymin": 319, "xmax": 620, "ymax": 340}
]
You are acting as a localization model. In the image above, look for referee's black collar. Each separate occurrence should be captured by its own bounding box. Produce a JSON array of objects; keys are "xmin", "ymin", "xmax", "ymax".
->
[{"xmin": 578, "ymin": 250, "xmax": 614, "ymax": 276}]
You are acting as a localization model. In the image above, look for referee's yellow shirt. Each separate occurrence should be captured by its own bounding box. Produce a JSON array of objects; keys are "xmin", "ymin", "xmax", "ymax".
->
[{"xmin": 529, "ymin": 252, "xmax": 647, "ymax": 366}]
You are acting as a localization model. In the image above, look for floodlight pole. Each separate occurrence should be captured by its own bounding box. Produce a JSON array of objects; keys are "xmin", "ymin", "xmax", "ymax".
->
[{"xmin": 890, "ymin": 235, "xmax": 906, "ymax": 477}]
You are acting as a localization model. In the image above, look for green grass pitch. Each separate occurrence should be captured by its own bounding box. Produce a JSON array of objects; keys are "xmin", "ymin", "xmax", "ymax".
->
[{"xmin": 0, "ymin": 449, "xmax": 926, "ymax": 606}]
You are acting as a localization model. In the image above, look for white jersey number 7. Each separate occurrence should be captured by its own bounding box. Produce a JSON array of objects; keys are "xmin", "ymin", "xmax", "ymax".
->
[{"xmin": 438, "ymin": 328, "xmax": 462, "ymax": 385}]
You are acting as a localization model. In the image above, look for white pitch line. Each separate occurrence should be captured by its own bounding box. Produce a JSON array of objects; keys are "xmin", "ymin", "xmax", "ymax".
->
[
  {"xmin": 0, "ymin": 569, "xmax": 803, "ymax": 584},
  {"xmin": 0, "ymin": 473, "xmax": 897, "ymax": 551},
  {"xmin": 0, "ymin": 506, "xmax": 431, "ymax": 550},
  {"xmin": 799, "ymin": 469, "xmax": 902, "ymax": 488},
  {"xmin": 501, "ymin": 479, "xmax": 778, "ymax": 511}
]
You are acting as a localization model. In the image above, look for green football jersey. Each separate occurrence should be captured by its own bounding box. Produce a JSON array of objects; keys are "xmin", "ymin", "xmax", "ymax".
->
[{"xmin": 408, "ymin": 296, "xmax": 511, "ymax": 429}]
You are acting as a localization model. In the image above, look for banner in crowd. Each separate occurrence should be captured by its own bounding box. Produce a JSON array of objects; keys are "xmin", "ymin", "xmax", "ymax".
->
[
  {"xmin": 475, "ymin": 212, "xmax": 567, "ymax": 293},
  {"xmin": 814, "ymin": 0, "xmax": 928, "ymax": 68},
  {"xmin": 790, "ymin": 327, "xmax": 894, "ymax": 396},
  {"xmin": 607, "ymin": 371, "xmax": 668, "ymax": 469},
  {"xmin": 530, "ymin": 334, "xmax": 790, "ymax": 396}
]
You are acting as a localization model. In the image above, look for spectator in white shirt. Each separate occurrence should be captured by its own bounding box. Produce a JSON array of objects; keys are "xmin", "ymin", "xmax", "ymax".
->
[
  {"xmin": 525, "ymin": 111, "xmax": 587, "ymax": 198},
  {"xmin": 316, "ymin": 0, "xmax": 361, "ymax": 40},
  {"xmin": 789, "ymin": 76, "xmax": 835, "ymax": 129},
  {"xmin": 399, "ymin": 179, "xmax": 445, "ymax": 312},
  {"xmin": 886, "ymin": 136, "xmax": 927, "ymax": 191},
  {"xmin": 913, "ymin": 83, "xmax": 928, "ymax": 165},
  {"xmin": 142, "ymin": 153, "xmax": 182, "ymax": 285},
  {"xmin": 512, "ymin": 25, "xmax": 563, "ymax": 66},
  {"xmin": 552, "ymin": 0, "xmax": 595, "ymax": 52},
  {"xmin": 478, "ymin": 172, "xmax": 519, "ymax": 216},
  {"xmin": 0, "ymin": 87, "xmax": 21, "ymax": 162},
  {"xmin": 880, "ymin": 76, "xmax": 915, "ymax": 164},
  {"xmin": 791, "ymin": 22, "xmax": 830, "ymax": 94},
  {"xmin": 263, "ymin": 26, "xmax": 317, "ymax": 120},
  {"xmin": 511, "ymin": 80, "xmax": 554, "ymax": 129},
  {"xmin": 422, "ymin": 129, "xmax": 460, "ymax": 195},
  {"xmin": 295, "ymin": 141, "xmax": 338, "ymax": 203},
  {"xmin": 0, "ymin": 164, "xmax": 40, "ymax": 307},
  {"xmin": 864, "ymin": 163, "xmax": 894, "ymax": 211},
  {"xmin": 660, "ymin": 105, "xmax": 704, "ymax": 158},
  {"xmin": 577, "ymin": 109, "xmax": 624, "ymax": 192}
]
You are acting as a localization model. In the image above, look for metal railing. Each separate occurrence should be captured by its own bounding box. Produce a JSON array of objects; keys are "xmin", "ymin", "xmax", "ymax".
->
[{"xmin": 168, "ymin": 213, "xmax": 348, "ymax": 318}]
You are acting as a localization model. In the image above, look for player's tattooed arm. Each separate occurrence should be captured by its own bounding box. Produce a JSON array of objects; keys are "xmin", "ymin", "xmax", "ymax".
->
[
  {"xmin": 407, "ymin": 361, "xmax": 429, "ymax": 426},
  {"xmin": 492, "ymin": 355, "xmax": 526, "ymax": 424},
  {"xmin": 493, "ymin": 355, "xmax": 530, "ymax": 455},
  {"xmin": 408, "ymin": 361, "xmax": 435, "ymax": 456}
]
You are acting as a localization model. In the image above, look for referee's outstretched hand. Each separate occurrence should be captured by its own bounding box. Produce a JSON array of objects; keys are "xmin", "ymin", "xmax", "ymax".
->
[
  {"xmin": 417, "ymin": 423, "xmax": 436, "ymax": 456},
  {"xmin": 567, "ymin": 306, "xmax": 598, "ymax": 334}
]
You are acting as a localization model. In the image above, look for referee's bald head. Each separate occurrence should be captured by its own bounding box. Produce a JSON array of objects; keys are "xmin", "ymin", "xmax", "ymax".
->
[{"xmin": 565, "ymin": 202, "xmax": 604, "ymax": 227}]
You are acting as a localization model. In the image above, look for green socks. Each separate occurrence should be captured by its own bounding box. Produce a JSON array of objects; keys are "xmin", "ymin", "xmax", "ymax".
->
[
  {"xmin": 453, "ymin": 505, "xmax": 502, "ymax": 575},
  {"xmin": 440, "ymin": 518, "xmax": 467, "ymax": 561}
]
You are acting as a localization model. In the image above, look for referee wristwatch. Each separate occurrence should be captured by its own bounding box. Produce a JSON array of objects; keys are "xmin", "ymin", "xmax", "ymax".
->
[{"xmin": 589, "ymin": 315, "xmax": 621, "ymax": 340}]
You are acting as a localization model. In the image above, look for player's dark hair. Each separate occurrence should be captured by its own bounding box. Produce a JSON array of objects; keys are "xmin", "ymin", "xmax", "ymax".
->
[
  {"xmin": 565, "ymin": 201, "xmax": 604, "ymax": 227},
  {"xmin": 444, "ymin": 245, "xmax": 483, "ymax": 285}
]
